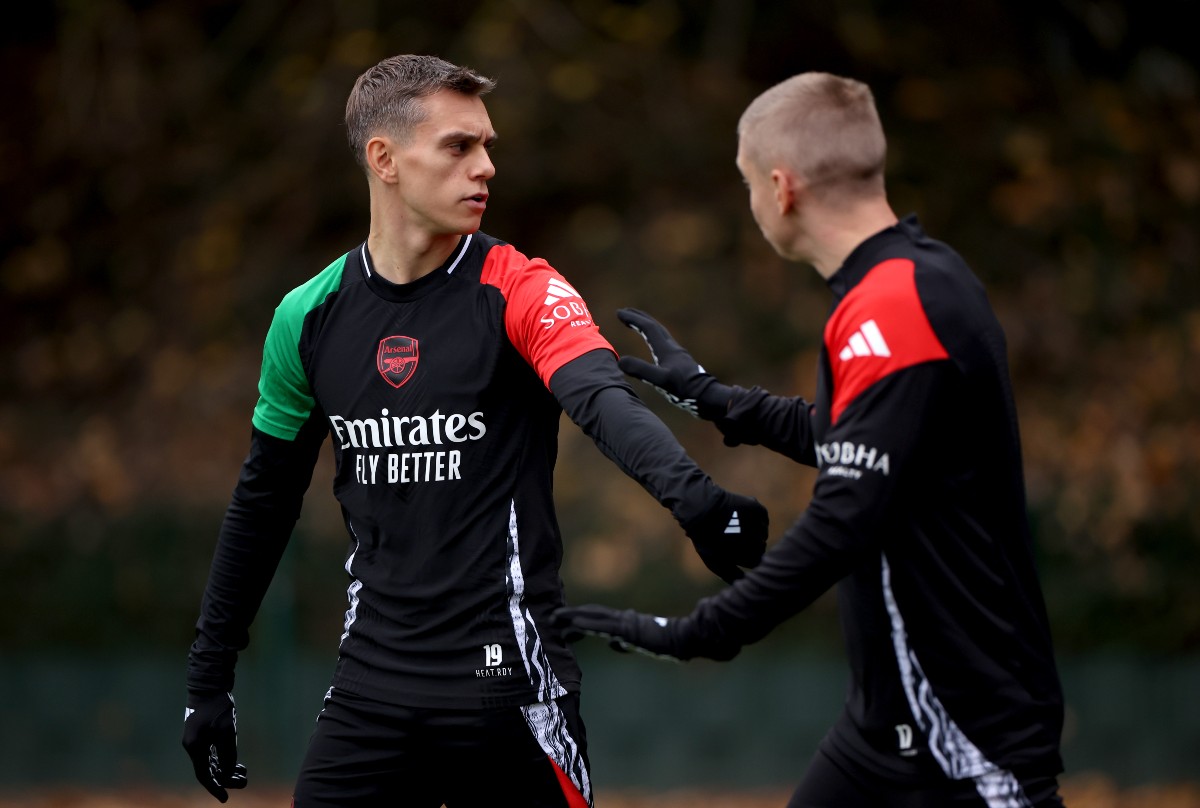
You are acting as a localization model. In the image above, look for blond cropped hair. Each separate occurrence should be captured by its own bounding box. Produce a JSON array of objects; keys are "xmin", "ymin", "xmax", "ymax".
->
[{"xmin": 738, "ymin": 73, "xmax": 887, "ymax": 203}]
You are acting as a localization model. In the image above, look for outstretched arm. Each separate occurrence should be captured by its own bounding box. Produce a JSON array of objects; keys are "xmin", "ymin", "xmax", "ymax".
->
[
  {"xmin": 481, "ymin": 253, "xmax": 769, "ymax": 583},
  {"xmin": 551, "ymin": 348, "xmax": 768, "ymax": 584},
  {"xmin": 616, "ymin": 308, "xmax": 819, "ymax": 465},
  {"xmin": 556, "ymin": 361, "xmax": 949, "ymax": 661}
]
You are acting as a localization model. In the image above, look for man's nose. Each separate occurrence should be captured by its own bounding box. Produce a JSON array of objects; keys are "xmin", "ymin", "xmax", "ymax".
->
[{"xmin": 472, "ymin": 148, "xmax": 496, "ymax": 180}]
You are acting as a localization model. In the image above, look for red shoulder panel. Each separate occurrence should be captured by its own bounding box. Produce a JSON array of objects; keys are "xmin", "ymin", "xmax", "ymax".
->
[
  {"xmin": 480, "ymin": 243, "xmax": 615, "ymax": 387},
  {"xmin": 825, "ymin": 258, "xmax": 948, "ymax": 424}
]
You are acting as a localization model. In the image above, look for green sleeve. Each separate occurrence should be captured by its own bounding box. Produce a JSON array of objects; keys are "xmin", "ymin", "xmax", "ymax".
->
[{"xmin": 251, "ymin": 254, "xmax": 347, "ymax": 440}]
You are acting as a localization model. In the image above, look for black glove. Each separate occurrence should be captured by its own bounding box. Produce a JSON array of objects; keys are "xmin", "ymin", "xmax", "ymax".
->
[
  {"xmin": 678, "ymin": 488, "xmax": 768, "ymax": 584},
  {"xmin": 552, "ymin": 605, "xmax": 685, "ymax": 660},
  {"xmin": 182, "ymin": 689, "xmax": 248, "ymax": 803},
  {"xmin": 553, "ymin": 604, "xmax": 742, "ymax": 662},
  {"xmin": 617, "ymin": 308, "xmax": 734, "ymax": 420}
]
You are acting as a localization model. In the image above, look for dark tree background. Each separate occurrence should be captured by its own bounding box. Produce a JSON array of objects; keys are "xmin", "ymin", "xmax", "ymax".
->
[{"xmin": 1, "ymin": 0, "xmax": 1198, "ymax": 658}]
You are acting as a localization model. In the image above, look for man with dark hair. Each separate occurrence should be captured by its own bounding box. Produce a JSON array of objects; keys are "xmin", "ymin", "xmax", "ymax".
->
[
  {"xmin": 554, "ymin": 72, "xmax": 1068, "ymax": 807},
  {"xmin": 181, "ymin": 54, "xmax": 767, "ymax": 807}
]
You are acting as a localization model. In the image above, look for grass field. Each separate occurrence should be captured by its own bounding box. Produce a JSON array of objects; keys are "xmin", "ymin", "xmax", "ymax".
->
[{"xmin": 3, "ymin": 775, "xmax": 1199, "ymax": 807}]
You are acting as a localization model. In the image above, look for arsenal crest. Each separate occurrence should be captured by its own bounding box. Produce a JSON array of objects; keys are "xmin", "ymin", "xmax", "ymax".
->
[{"xmin": 377, "ymin": 335, "xmax": 419, "ymax": 388}]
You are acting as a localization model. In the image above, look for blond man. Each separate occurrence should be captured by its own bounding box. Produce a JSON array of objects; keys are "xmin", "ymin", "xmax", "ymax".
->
[{"xmin": 557, "ymin": 72, "xmax": 1067, "ymax": 808}]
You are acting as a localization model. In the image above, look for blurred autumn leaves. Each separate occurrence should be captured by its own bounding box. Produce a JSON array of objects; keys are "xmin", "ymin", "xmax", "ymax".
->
[{"xmin": 0, "ymin": 1, "xmax": 1197, "ymax": 652}]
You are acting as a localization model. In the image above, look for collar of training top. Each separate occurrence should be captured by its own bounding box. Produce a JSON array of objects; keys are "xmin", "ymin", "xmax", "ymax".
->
[
  {"xmin": 827, "ymin": 214, "xmax": 925, "ymax": 298},
  {"xmin": 357, "ymin": 234, "xmax": 474, "ymax": 303}
]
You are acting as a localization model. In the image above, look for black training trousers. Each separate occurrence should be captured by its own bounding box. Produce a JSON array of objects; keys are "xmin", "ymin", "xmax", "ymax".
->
[
  {"xmin": 788, "ymin": 745, "xmax": 1066, "ymax": 808},
  {"xmin": 292, "ymin": 688, "xmax": 591, "ymax": 807}
]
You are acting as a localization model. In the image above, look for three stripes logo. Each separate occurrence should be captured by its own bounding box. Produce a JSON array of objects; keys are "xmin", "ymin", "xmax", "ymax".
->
[
  {"xmin": 539, "ymin": 276, "xmax": 594, "ymax": 330},
  {"xmin": 838, "ymin": 319, "xmax": 891, "ymax": 362},
  {"xmin": 724, "ymin": 511, "xmax": 741, "ymax": 534},
  {"xmin": 544, "ymin": 277, "xmax": 581, "ymax": 306}
]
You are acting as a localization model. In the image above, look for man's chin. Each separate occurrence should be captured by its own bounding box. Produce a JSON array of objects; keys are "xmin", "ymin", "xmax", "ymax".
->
[
  {"xmin": 431, "ymin": 221, "xmax": 483, "ymax": 238},
  {"xmin": 448, "ymin": 215, "xmax": 485, "ymax": 236}
]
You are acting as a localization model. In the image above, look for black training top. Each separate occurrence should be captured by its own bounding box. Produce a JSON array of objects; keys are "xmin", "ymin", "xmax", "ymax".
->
[
  {"xmin": 188, "ymin": 231, "xmax": 733, "ymax": 710},
  {"xmin": 678, "ymin": 216, "xmax": 1065, "ymax": 785}
]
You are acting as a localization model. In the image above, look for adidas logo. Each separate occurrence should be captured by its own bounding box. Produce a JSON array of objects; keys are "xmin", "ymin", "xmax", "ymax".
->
[
  {"xmin": 725, "ymin": 511, "xmax": 741, "ymax": 534},
  {"xmin": 539, "ymin": 277, "xmax": 593, "ymax": 330},
  {"xmin": 838, "ymin": 319, "xmax": 891, "ymax": 361},
  {"xmin": 544, "ymin": 278, "xmax": 581, "ymax": 306}
]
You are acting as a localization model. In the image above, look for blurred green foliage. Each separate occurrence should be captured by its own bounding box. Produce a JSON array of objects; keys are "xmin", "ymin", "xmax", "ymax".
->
[{"xmin": 1, "ymin": 1, "xmax": 1197, "ymax": 654}]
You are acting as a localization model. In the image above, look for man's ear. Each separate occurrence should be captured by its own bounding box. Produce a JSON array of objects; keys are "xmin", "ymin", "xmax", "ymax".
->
[
  {"xmin": 365, "ymin": 136, "xmax": 399, "ymax": 185},
  {"xmin": 770, "ymin": 167, "xmax": 799, "ymax": 215}
]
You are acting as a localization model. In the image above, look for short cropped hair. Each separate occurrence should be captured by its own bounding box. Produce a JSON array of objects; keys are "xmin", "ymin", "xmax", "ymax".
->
[
  {"xmin": 345, "ymin": 54, "xmax": 496, "ymax": 171},
  {"xmin": 738, "ymin": 72, "xmax": 887, "ymax": 203}
]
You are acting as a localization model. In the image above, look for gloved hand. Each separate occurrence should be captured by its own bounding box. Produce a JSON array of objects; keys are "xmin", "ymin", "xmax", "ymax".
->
[
  {"xmin": 182, "ymin": 689, "xmax": 248, "ymax": 803},
  {"xmin": 552, "ymin": 605, "xmax": 684, "ymax": 660},
  {"xmin": 616, "ymin": 308, "xmax": 734, "ymax": 420},
  {"xmin": 678, "ymin": 488, "xmax": 768, "ymax": 584},
  {"xmin": 552, "ymin": 604, "xmax": 742, "ymax": 662}
]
